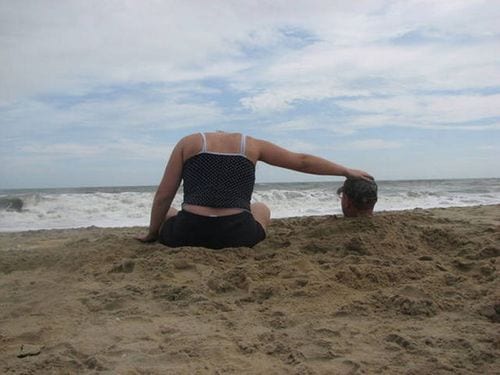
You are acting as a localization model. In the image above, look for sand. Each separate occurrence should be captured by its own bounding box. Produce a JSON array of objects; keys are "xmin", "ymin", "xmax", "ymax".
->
[{"xmin": 0, "ymin": 205, "xmax": 499, "ymax": 374}]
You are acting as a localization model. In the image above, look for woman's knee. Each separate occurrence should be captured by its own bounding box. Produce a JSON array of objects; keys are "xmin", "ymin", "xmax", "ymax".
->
[
  {"xmin": 166, "ymin": 207, "xmax": 178, "ymax": 220},
  {"xmin": 251, "ymin": 202, "xmax": 271, "ymax": 230}
]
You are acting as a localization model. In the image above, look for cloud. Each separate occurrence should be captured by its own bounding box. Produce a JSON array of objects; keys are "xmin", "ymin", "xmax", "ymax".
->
[
  {"xmin": 266, "ymin": 118, "xmax": 319, "ymax": 132},
  {"xmin": 19, "ymin": 139, "xmax": 174, "ymax": 161},
  {"xmin": 2, "ymin": 1, "xmax": 498, "ymax": 114},
  {"xmin": 20, "ymin": 143, "xmax": 102, "ymax": 157},
  {"xmin": 0, "ymin": 87, "xmax": 225, "ymax": 142},
  {"xmin": 337, "ymin": 94, "xmax": 500, "ymax": 130},
  {"xmin": 240, "ymin": 91, "xmax": 294, "ymax": 113},
  {"xmin": 341, "ymin": 139, "xmax": 403, "ymax": 150},
  {"xmin": 477, "ymin": 144, "xmax": 499, "ymax": 151},
  {"xmin": 237, "ymin": 39, "xmax": 500, "ymax": 113},
  {"xmin": 2, "ymin": 0, "xmax": 498, "ymax": 102},
  {"xmin": 1, "ymin": 0, "xmax": 499, "ymax": 187}
]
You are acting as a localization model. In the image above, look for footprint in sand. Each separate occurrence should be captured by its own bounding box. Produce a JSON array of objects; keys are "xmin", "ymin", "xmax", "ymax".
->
[{"xmin": 17, "ymin": 344, "xmax": 43, "ymax": 358}]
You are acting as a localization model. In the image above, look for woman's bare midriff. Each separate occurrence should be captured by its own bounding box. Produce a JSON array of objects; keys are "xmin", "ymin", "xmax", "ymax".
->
[{"xmin": 183, "ymin": 204, "xmax": 246, "ymax": 217}]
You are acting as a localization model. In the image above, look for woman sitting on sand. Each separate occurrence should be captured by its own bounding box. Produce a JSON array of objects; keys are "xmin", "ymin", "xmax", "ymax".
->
[{"xmin": 136, "ymin": 132, "xmax": 373, "ymax": 249}]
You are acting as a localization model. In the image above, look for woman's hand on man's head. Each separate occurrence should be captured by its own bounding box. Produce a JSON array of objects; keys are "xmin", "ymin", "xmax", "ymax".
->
[{"xmin": 345, "ymin": 168, "xmax": 374, "ymax": 181}]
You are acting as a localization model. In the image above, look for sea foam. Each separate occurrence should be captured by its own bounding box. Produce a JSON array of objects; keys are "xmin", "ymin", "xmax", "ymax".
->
[{"xmin": 1, "ymin": 179, "xmax": 499, "ymax": 232}]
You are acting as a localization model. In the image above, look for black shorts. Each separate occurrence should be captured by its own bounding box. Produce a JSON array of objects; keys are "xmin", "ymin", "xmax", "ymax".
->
[{"xmin": 158, "ymin": 210, "xmax": 266, "ymax": 249}]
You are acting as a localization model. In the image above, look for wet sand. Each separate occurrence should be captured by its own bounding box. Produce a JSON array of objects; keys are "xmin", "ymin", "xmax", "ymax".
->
[{"xmin": 1, "ymin": 205, "xmax": 499, "ymax": 374}]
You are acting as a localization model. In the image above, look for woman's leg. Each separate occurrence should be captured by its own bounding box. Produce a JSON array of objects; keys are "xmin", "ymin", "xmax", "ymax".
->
[
  {"xmin": 158, "ymin": 207, "xmax": 178, "ymax": 240},
  {"xmin": 166, "ymin": 207, "xmax": 178, "ymax": 220},
  {"xmin": 250, "ymin": 202, "xmax": 271, "ymax": 232}
]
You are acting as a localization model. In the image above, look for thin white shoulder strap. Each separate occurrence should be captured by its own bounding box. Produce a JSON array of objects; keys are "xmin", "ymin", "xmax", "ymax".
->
[
  {"xmin": 240, "ymin": 134, "xmax": 247, "ymax": 155},
  {"xmin": 200, "ymin": 132, "xmax": 207, "ymax": 152}
]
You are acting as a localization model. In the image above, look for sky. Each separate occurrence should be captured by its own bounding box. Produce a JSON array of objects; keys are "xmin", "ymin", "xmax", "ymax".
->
[{"xmin": 1, "ymin": 0, "xmax": 499, "ymax": 189}]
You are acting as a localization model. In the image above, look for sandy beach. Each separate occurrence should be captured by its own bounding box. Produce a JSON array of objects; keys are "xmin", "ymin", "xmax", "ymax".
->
[{"xmin": 1, "ymin": 205, "xmax": 499, "ymax": 374}]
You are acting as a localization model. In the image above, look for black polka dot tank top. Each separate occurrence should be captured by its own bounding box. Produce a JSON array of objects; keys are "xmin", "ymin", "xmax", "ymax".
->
[{"xmin": 182, "ymin": 133, "xmax": 255, "ymax": 210}]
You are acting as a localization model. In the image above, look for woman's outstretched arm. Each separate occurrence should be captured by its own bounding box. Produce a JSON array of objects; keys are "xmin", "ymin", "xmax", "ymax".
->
[{"xmin": 254, "ymin": 138, "xmax": 373, "ymax": 180}]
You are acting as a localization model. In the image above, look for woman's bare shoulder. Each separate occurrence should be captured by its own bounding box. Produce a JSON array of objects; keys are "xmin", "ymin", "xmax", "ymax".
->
[
  {"xmin": 180, "ymin": 133, "xmax": 202, "ymax": 143},
  {"xmin": 176, "ymin": 133, "xmax": 203, "ymax": 160}
]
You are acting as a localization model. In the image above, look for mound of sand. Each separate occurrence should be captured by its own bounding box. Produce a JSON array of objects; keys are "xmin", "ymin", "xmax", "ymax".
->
[{"xmin": 0, "ymin": 205, "xmax": 499, "ymax": 374}]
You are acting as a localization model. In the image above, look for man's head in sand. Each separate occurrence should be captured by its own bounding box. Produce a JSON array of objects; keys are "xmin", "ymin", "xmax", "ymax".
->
[{"xmin": 337, "ymin": 178, "xmax": 378, "ymax": 217}]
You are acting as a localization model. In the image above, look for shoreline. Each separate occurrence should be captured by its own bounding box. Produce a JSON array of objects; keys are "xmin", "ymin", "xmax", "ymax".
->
[
  {"xmin": 1, "ymin": 205, "xmax": 499, "ymax": 373},
  {"xmin": 1, "ymin": 203, "xmax": 500, "ymax": 234}
]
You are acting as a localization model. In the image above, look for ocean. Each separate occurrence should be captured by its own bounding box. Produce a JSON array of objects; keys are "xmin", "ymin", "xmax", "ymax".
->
[{"xmin": 0, "ymin": 178, "xmax": 499, "ymax": 232}]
